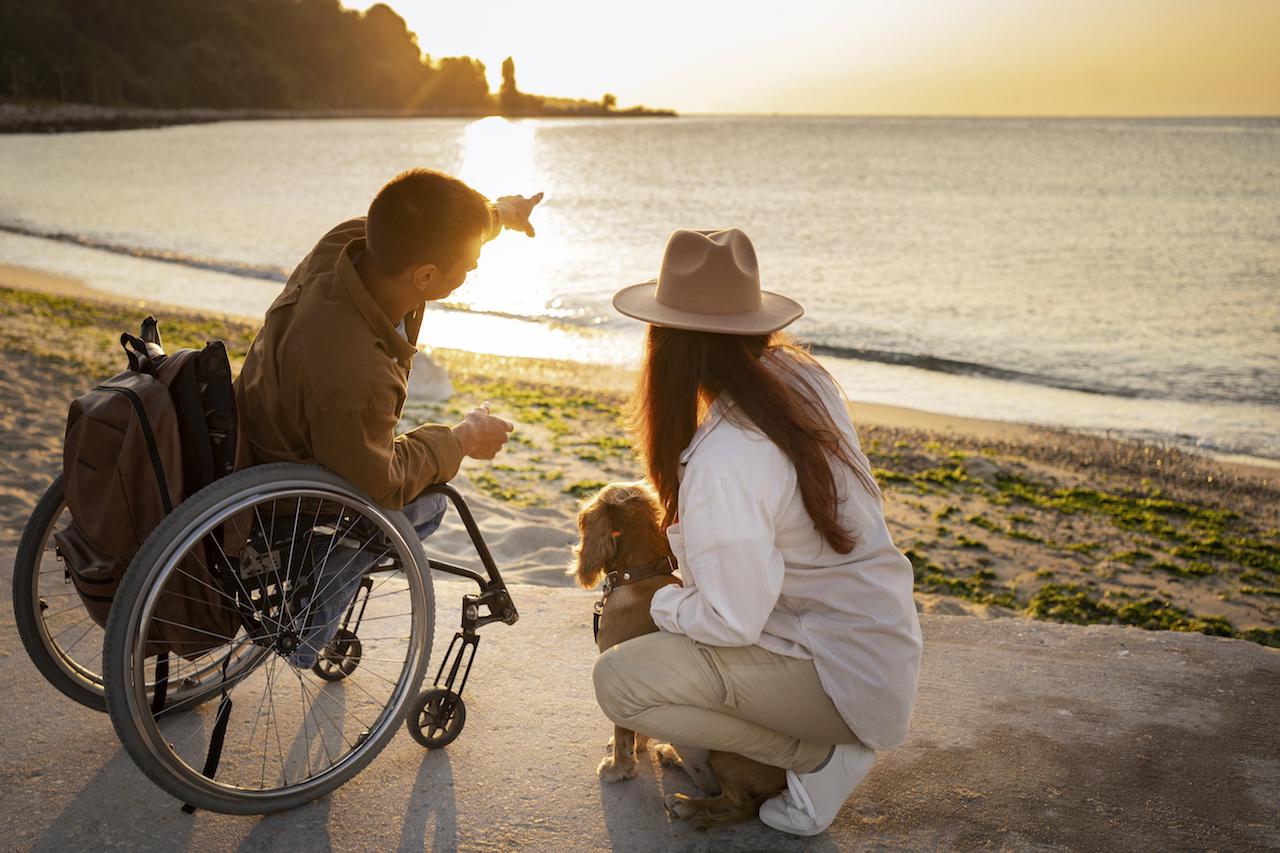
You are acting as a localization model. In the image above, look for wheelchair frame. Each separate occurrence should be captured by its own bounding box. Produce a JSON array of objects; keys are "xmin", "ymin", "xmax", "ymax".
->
[
  {"xmin": 408, "ymin": 482, "xmax": 519, "ymax": 746},
  {"xmin": 15, "ymin": 464, "xmax": 523, "ymax": 814}
]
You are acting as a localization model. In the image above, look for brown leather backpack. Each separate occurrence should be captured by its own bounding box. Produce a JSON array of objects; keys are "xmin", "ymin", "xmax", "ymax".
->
[{"xmin": 54, "ymin": 317, "xmax": 242, "ymax": 660}]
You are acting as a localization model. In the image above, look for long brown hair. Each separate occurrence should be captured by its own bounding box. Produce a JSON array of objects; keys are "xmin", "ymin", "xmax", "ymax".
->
[{"xmin": 634, "ymin": 326, "xmax": 879, "ymax": 554}]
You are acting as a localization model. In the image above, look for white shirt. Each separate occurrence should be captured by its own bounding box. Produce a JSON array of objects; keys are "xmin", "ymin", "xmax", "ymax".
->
[{"xmin": 649, "ymin": 354, "xmax": 923, "ymax": 750}]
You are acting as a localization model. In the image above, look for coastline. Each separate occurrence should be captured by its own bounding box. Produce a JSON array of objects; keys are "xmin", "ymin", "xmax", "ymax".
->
[
  {"xmin": 3, "ymin": 261, "xmax": 1274, "ymax": 480},
  {"xmin": 0, "ymin": 101, "xmax": 677, "ymax": 135},
  {"xmin": 0, "ymin": 264, "xmax": 1276, "ymax": 647}
]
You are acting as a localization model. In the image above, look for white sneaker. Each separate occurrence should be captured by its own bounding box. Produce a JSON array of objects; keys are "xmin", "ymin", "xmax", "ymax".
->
[{"xmin": 758, "ymin": 742, "xmax": 875, "ymax": 836}]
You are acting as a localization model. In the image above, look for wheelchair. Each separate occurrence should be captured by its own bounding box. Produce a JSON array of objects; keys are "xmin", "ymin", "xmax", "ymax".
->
[{"xmin": 13, "ymin": 462, "xmax": 517, "ymax": 815}]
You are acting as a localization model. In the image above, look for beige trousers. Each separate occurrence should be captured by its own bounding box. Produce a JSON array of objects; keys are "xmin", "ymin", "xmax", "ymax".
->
[{"xmin": 592, "ymin": 630, "xmax": 860, "ymax": 773}]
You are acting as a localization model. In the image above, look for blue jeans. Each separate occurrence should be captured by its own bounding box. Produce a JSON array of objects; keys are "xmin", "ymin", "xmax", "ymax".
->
[{"xmin": 288, "ymin": 491, "xmax": 448, "ymax": 667}]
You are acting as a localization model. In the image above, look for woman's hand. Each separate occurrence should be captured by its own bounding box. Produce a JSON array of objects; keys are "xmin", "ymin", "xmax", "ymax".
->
[
  {"xmin": 494, "ymin": 192, "xmax": 544, "ymax": 237},
  {"xmin": 452, "ymin": 402, "xmax": 515, "ymax": 459}
]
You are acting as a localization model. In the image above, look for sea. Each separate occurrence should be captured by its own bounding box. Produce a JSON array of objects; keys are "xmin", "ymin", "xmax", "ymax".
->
[{"xmin": 0, "ymin": 115, "xmax": 1277, "ymax": 463}]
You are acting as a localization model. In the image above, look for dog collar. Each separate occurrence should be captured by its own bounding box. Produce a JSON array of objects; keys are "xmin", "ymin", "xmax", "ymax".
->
[
  {"xmin": 602, "ymin": 555, "xmax": 677, "ymax": 595},
  {"xmin": 593, "ymin": 555, "xmax": 678, "ymax": 642}
]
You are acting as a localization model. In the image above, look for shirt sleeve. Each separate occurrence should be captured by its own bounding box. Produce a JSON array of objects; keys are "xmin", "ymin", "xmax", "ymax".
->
[
  {"xmin": 307, "ymin": 392, "xmax": 463, "ymax": 511},
  {"xmin": 649, "ymin": 463, "xmax": 787, "ymax": 646}
]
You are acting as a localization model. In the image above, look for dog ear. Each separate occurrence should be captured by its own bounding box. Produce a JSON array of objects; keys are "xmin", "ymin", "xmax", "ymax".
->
[{"xmin": 571, "ymin": 498, "xmax": 616, "ymax": 589}]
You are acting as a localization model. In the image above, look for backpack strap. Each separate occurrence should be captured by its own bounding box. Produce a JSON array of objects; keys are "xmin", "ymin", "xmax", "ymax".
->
[{"xmin": 120, "ymin": 333, "xmax": 153, "ymax": 374}]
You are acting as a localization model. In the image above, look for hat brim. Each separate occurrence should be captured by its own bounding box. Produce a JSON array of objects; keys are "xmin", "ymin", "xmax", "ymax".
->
[{"xmin": 612, "ymin": 280, "xmax": 804, "ymax": 335}]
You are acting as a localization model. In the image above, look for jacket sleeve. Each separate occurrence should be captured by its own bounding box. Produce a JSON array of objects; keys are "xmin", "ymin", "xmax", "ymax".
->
[
  {"xmin": 307, "ymin": 393, "xmax": 463, "ymax": 511},
  {"xmin": 649, "ymin": 455, "xmax": 789, "ymax": 646},
  {"xmin": 482, "ymin": 203, "xmax": 502, "ymax": 243}
]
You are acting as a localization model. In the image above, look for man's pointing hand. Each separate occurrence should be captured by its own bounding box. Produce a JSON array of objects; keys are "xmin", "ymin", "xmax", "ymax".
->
[{"xmin": 495, "ymin": 192, "xmax": 544, "ymax": 237}]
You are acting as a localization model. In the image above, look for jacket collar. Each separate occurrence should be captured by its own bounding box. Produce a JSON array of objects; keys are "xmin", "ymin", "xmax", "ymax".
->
[
  {"xmin": 680, "ymin": 396, "xmax": 735, "ymax": 465},
  {"xmin": 336, "ymin": 238, "xmax": 420, "ymax": 366}
]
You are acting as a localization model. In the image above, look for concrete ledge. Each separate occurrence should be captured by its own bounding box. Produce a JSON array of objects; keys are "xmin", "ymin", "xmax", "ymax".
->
[{"xmin": 1, "ymin": 567, "xmax": 1276, "ymax": 851}]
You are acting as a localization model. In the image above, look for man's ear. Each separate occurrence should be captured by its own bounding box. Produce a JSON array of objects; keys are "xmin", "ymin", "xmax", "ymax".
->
[{"xmin": 411, "ymin": 263, "xmax": 440, "ymax": 295}]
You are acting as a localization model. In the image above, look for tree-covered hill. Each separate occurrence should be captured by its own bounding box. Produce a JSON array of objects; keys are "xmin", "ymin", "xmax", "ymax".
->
[{"xmin": 0, "ymin": 0, "xmax": 669, "ymax": 116}]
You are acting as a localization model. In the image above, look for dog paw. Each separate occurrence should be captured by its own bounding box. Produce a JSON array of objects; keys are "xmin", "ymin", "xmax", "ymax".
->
[
  {"xmin": 597, "ymin": 755, "xmax": 637, "ymax": 782},
  {"xmin": 663, "ymin": 792, "xmax": 695, "ymax": 819},
  {"xmin": 653, "ymin": 742, "xmax": 681, "ymax": 767}
]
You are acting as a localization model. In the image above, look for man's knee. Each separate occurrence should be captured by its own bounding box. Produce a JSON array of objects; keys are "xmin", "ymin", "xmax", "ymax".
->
[{"xmin": 404, "ymin": 491, "xmax": 449, "ymax": 538}]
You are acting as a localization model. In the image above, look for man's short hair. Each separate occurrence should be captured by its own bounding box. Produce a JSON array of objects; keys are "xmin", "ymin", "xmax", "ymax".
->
[{"xmin": 366, "ymin": 169, "xmax": 492, "ymax": 274}]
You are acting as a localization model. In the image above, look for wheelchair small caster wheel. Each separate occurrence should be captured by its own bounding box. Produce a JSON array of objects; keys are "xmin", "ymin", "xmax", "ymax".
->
[
  {"xmin": 312, "ymin": 629, "xmax": 362, "ymax": 681},
  {"xmin": 407, "ymin": 687, "xmax": 466, "ymax": 749}
]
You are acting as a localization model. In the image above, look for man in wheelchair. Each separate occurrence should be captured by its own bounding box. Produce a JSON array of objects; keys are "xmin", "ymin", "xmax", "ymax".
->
[
  {"xmin": 14, "ymin": 169, "xmax": 545, "ymax": 815},
  {"xmin": 236, "ymin": 168, "xmax": 539, "ymax": 507},
  {"xmin": 235, "ymin": 168, "xmax": 541, "ymax": 664}
]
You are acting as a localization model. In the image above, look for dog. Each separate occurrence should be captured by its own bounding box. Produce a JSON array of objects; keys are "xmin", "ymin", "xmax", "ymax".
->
[{"xmin": 573, "ymin": 482, "xmax": 787, "ymax": 829}]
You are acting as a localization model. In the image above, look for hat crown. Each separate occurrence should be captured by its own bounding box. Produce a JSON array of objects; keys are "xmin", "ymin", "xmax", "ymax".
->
[{"xmin": 655, "ymin": 228, "xmax": 762, "ymax": 316}]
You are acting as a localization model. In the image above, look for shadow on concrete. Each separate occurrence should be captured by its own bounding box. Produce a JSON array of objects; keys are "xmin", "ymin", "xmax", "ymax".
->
[
  {"xmin": 235, "ymin": 792, "xmax": 331, "ymax": 852},
  {"xmin": 397, "ymin": 749, "xmax": 458, "ymax": 852},
  {"xmin": 29, "ymin": 748, "xmax": 197, "ymax": 853}
]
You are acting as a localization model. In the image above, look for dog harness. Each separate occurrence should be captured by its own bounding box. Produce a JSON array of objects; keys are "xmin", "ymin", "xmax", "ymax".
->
[{"xmin": 592, "ymin": 555, "xmax": 678, "ymax": 642}]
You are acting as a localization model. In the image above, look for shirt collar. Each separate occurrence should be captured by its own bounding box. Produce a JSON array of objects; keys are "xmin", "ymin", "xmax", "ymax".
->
[
  {"xmin": 336, "ymin": 238, "xmax": 420, "ymax": 365},
  {"xmin": 679, "ymin": 397, "xmax": 735, "ymax": 465}
]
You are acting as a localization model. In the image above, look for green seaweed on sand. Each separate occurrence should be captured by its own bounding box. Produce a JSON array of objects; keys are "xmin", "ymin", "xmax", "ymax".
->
[
  {"xmin": 0, "ymin": 286, "xmax": 258, "ymax": 373},
  {"xmin": 468, "ymin": 471, "xmax": 532, "ymax": 505},
  {"xmin": 1025, "ymin": 583, "xmax": 1234, "ymax": 637},
  {"xmin": 1240, "ymin": 627, "xmax": 1280, "ymax": 648},
  {"xmin": 873, "ymin": 468, "xmax": 911, "ymax": 485},
  {"xmin": 564, "ymin": 480, "xmax": 608, "ymax": 500},
  {"xmin": 1062, "ymin": 541, "xmax": 1102, "ymax": 555},
  {"xmin": 918, "ymin": 566, "xmax": 1017, "ymax": 609},
  {"xmin": 1152, "ymin": 560, "xmax": 1215, "ymax": 578},
  {"xmin": 966, "ymin": 514, "xmax": 1000, "ymax": 532},
  {"xmin": 995, "ymin": 474, "xmax": 1278, "ymax": 572}
]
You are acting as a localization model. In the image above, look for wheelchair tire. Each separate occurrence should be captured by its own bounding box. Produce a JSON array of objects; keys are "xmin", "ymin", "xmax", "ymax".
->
[
  {"xmin": 12, "ymin": 476, "xmax": 106, "ymax": 710},
  {"xmin": 14, "ymin": 477, "xmax": 273, "ymax": 715},
  {"xmin": 311, "ymin": 629, "xmax": 362, "ymax": 682},
  {"xmin": 103, "ymin": 463, "xmax": 435, "ymax": 815},
  {"xmin": 406, "ymin": 687, "xmax": 466, "ymax": 749}
]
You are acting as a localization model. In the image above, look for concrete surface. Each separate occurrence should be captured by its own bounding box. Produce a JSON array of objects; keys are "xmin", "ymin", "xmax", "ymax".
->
[{"xmin": 1, "ymin": 554, "xmax": 1277, "ymax": 852}]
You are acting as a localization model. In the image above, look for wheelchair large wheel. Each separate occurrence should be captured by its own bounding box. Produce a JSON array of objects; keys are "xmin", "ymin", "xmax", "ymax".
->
[
  {"xmin": 12, "ymin": 476, "xmax": 107, "ymax": 710},
  {"xmin": 13, "ymin": 477, "xmax": 266, "ymax": 714},
  {"xmin": 103, "ymin": 463, "xmax": 435, "ymax": 814}
]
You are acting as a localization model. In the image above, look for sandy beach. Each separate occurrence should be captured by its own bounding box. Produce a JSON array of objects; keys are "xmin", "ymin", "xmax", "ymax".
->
[{"xmin": 0, "ymin": 266, "xmax": 1276, "ymax": 648}]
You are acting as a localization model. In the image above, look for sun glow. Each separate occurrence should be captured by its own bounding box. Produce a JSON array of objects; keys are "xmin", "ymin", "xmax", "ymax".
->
[{"xmin": 446, "ymin": 117, "xmax": 570, "ymax": 320}]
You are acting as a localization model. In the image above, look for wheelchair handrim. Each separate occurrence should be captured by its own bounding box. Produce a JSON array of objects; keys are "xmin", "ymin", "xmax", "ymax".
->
[
  {"xmin": 26, "ymin": 493, "xmax": 106, "ymax": 693},
  {"xmin": 27, "ymin": 492, "xmax": 263, "ymax": 709},
  {"xmin": 114, "ymin": 478, "xmax": 429, "ymax": 808}
]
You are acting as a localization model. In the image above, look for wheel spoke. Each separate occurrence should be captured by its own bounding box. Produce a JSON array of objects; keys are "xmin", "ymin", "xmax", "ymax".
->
[{"xmin": 105, "ymin": 470, "xmax": 432, "ymax": 811}]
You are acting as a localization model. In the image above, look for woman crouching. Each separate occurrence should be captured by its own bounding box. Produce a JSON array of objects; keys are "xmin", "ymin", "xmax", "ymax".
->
[{"xmin": 593, "ymin": 228, "xmax": 923, "ymax": 837}]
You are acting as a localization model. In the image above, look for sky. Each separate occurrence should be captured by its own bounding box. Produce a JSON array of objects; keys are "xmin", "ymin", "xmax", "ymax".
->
[{"xmin": 342, "ymin": 0, "xmax": 1280, "ymax": 116}]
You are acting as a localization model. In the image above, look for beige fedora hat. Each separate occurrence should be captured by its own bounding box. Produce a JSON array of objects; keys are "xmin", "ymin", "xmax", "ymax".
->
[{"xmin": 613, "ymin": 228, "xmax": 804, "ymax": 334}]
